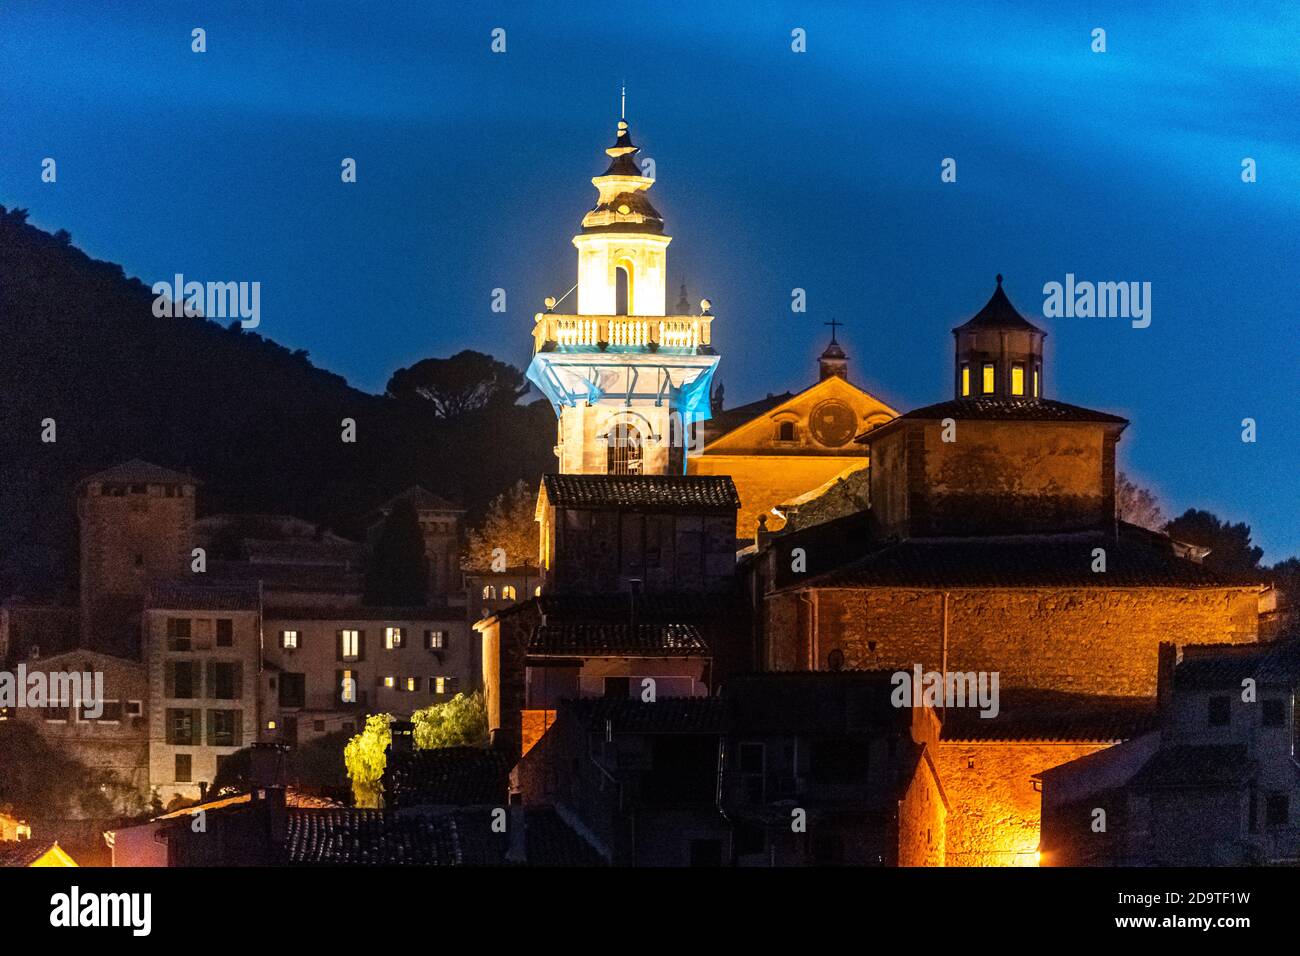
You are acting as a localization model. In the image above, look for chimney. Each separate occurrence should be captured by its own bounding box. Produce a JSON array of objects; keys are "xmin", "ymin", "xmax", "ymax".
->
[
  {"xmin": 390, "ymin": 719, "xmax": 415, "ymax": 754},
  {"xmin": 249, "ymin": 742, "xmax": 290, "ymax": 857}
]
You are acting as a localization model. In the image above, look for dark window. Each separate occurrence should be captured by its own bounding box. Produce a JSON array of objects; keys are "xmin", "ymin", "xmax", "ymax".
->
[
  {"xmin": 808, "ymin": 737, "xmax": 868, "ymax": 784},
  {"xmin": 777, "ymin": 421, "xmax": 796, "ymax": 442},
  {"xmin": 208, "ymin": 662, "xmax": 241, "ymax": 700},
  {"xmin": 1208, "ymin": 696, "xmax": 1231, "ymax": 727},
  {"xmin": 313, "ymin": 720, "xmax": 325, "ymax": 732},
  {"xmin": 166, "ymin": 618, "xmax": 192, "ymax": 651},
  {"xmin": 175, "ymin": 754, "xmax": 191, "ymax": 783},
  {"xmin": 1262, "ymin": 699, "xmax": 1286, "ymax": 727},
  {"xmin": 279, "ymin": 673, "xmax": 306, "ymax": 709},
  {"xmin": 207, "ymin": 709, "xmax": 242, "ymax": 748},
  {"xmin": 621, "ymin": 514, "xmax": 644, "ymax": 573},
  {"xmin": 166, "ymin": 708, "xmax": 200, "ymax": 745},
  {"xmin": 689, "ymin": 839, "xmax": 723, "ymax": 867},
  {"xmin": 215, "ymin": 618, "xmax": 233, "ymax": 647},
  {"xmin": 1266, "ymin": 794, "xmax": 1289, "ymax": 827},
  {"xmin": 603, "ymin": 677, "xmax": 630, "ymax": 699},
  {"xmin": 168, "ymin": 660, "xmax": 199, "ymax": 699}
]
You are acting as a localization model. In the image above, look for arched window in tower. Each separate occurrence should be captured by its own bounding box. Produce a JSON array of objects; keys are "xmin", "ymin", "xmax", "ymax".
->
[
  {"xmin": 607, "ymin": 422, "xmax": 643, "ymax": 475},
  {"xmin": 615, "ymin": 261, "xmax": 633, "ymax": 315},
  {"xmin": 1011, "ymin": 363, "xmax": 1025, "ymax": 396},
  {"xmin": 502, "ymin": 585, "xmax": 517, "ymax": 601},
  {"xmin": 482, "ymin": 585, "xmax": 496, "ymax": 600}
]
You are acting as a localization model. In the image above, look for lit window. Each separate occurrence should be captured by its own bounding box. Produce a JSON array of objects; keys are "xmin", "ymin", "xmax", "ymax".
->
[
  {"xmin": 1033, "ymin": 366, "xmax": 1040, "ymax": 397},
  {"xmin": 281, "ymin": 630, "xmax": 299, "ymax": 649},
  {"xmin": 385, "ymin": 627, "xmax": 405, "ymax": 650},
  {"xmin": 383, "ymin": 676, "xmax": 395, "ymax": 688},
  {"xmin": 502, "ymin": 585, "xmax": 517, "ymax": 601},
  {"xmin": 1011, "ymin": 364, "xmax": 1025, "ymax": 396},
  {"xmin": 960, "ymin": 365, "xmax": 970, "ymax": 397},
  {"xmin": 433, "ymin": 676, "xmax": 461, "ymax": 695},
  {"xmin": 982, "ymin": 364, "xmax": 995, "ymax": 394},
  {"xmin": 482, "ymin": 585, "xmax": 497, "ymax": 600},
  {"xmin": 340, "ymin": 629, "xmax": 360, "ymax": 661},
  {"xmin": 425, "ymin": 630, "xmax": 446, "ymax": 650},
  {"xmin": 405, "ymin": 677, "xmax": 417, "ymax": 692},
  {"xmin": 340, "ymin": 671, "xmax": 357, "ymax": 703},
  {"xmin": 267, "ymin": 720, "xmax": 277, "ymax": 730},
  {"xmin": 534, "ymin": 585, "xmax": 542, "ymax": 597}
]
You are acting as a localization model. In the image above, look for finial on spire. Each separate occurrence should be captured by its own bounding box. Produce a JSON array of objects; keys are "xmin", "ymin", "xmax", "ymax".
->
[
  {"xmin": 824, "ymin": 317, "xmax": 843, "ymax": 344},
  {"xmin": 996, "ymin": 273, "xmax": 1003, "ymax": 287},
  {"xmin": 621, "ymin": 83, "xmax": 626, "ymax": 121}
]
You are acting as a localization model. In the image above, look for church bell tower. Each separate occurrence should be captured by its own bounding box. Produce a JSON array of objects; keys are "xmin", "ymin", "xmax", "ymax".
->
[{"xmin": 527, "ymin": 110, "xmax": 719, "ymax": 475}]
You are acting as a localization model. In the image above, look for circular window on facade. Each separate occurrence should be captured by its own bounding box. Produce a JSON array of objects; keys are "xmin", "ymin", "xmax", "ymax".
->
[{"xmin": 809, "ymin": 399, "xmax": 857, "ymax": 447}]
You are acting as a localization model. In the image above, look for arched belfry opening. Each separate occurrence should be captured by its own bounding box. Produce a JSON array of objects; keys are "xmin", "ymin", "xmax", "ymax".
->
[
  {"xmin": 607, "ymin": 422, "xmax": 643, "ymax": 474},
  {"xmin": 615, "ymin": 260, "xmax": 633, "ymax": 315}
]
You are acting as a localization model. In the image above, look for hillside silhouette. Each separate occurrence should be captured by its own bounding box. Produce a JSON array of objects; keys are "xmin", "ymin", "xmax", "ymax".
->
[{"xmin": 0, "ymin": 206, "xmax": 554, "ymax": 597}]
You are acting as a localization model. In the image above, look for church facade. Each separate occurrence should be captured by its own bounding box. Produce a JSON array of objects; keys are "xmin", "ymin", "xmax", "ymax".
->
[{"xmin": 690, "ymin": 333, "xmax": 897, "ymax": 541}]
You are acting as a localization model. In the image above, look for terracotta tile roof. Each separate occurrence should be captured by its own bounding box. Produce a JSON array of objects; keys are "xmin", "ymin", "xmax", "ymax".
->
[
  {"xmin": 283, "ymin": 807, "xmax": 603, "ymax": 866},
  {"xmin": 78, "ymin": 459, "xmax": 198, "ymax": 488},
  {"xmin": 542, "ymin": 474, "xmax": 740, "ymax": 511},
  {"xmin": 1174, "ymin": 638, "xmax": 1300, "ymax": 691},
  {"xmin": 383, "ymin": 747, "xmax": 511, "ymax": 810},
  {"xmin": 0, "ymin": 840, "xmax": 62, "ymax": 867},
  {"xmin": 284, "ymin": 809, "xmax": 461, "ymax": 865},
  {"xmin": 1128, "ymin": 744, "xmax": 1255, "ymax": 789},
  {"xmin": 145, "ymin": 582, "xmax": 261, "ymax": 611},
  {"xmin": 939, "ymin": 690, "xmax": 1158, "ymax": 742},
  {"xmin": 529, "ymin": 622, "xmax": 709, "ymax": 657},
  {"xmin": 567, "ymin": 696, "xmax": 728, "ymax": 734},
  {"xmin": 797, "ymin": 530, "xmax": 1261, "ymax": 589},
  {"xmin": 856, "ymin": 399, "xmax": 1127, "ymax": 444}
]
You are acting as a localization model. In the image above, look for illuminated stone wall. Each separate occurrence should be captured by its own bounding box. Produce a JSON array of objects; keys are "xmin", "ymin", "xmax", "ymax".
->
[
  {"xmin": 868, "ymin": 419, "xmax": 1122, "ymax": 538},
  {"xmin": 766, "ymin": 586, "xmax": 1260, "ymax": 696},
  {"xmin": 934, "ymin": 741, "xmax": 1109, "ymax": 866},
  {"xmin": 691, "ymin": 455, "xmax": 865, "ymax": 539},
  {"xmin": 897, "ymin": 749, "xmax": 948, "ymax": 866}
]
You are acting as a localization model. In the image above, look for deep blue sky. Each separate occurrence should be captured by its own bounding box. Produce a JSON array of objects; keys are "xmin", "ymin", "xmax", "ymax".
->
[{"xmin": 2, "ymin": 1, "xmax": 1296, "ymax": 559}]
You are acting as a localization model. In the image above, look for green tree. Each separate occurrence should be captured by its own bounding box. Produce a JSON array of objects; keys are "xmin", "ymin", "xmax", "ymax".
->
[
  {"xmin": 385, "ymin": 350, "xmax": 529, "ymax": 418},
  {"xmin": 343, "ymin": 713, "xmax": 393, "ymax": 808},
  {"xmin": 364, "ymin": 497, "xmax": 428, "ymax": 606},
  {"xmin": 1164, "ymin": 508, "xmax": 1264, "ymax": 572},
  {"xmin": 412, "ymin": 692, "xmax": 488, "ymax": 749},
  {"xmin": 463, "ymin": 479, "xmax": 538, "ymax": 571}
]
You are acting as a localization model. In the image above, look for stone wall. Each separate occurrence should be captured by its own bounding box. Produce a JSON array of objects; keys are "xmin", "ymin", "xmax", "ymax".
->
[
  {"xmin": 934, "ymin": 741, "xmax": 1109, "ymax": 866},
  {"xmin": 767, "ymin": 586, "xmax": 1259, "ymax": 697}
]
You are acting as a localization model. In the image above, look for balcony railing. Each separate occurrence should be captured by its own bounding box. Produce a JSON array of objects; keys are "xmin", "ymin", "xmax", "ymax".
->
[{"xmin": 532, "ymin": 313, "xmax": 713, "ymax": 354}]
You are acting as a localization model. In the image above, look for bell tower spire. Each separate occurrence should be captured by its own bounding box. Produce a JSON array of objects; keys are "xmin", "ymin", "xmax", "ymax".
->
[{"xmin": 527, "ymin": 112, "xmax": 720, "ymax": 476}]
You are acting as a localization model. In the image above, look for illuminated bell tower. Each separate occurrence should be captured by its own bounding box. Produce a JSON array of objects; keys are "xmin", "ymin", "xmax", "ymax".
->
[{"xmin": 527, "ymin": 112, "xmax": 719, "ymax": 476}]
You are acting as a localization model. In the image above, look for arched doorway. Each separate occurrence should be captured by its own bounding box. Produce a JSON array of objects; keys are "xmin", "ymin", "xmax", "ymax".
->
[{"xmin": 607, "ymin": 422, "xmax": 643, "ymax": 474}]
